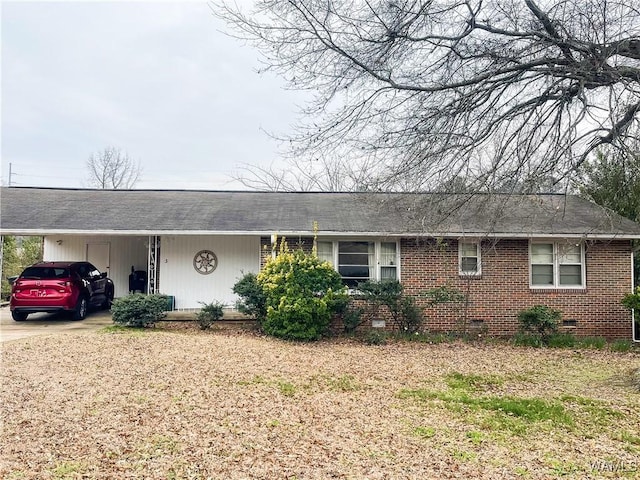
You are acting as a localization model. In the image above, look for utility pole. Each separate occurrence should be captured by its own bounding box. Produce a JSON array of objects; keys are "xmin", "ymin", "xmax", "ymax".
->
[{"xmin": 8, "ymin": 162, "xmax": 12, "ymax": 186}]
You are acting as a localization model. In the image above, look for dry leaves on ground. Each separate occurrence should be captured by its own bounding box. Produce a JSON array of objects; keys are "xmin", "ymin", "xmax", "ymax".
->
[{"xmin": 1, "ymin": 325, "xmax": 639, "ymax": 479}]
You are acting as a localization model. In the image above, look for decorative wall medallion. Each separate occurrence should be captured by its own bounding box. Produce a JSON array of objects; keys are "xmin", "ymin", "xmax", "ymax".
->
[{"xmin": 193, "ymin": 250, "xmax": 218, "ymax": 275}]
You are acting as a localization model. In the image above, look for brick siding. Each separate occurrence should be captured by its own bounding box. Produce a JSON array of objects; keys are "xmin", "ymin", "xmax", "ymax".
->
[
  {"xmin": 259, "ymin": 236, "xmax": 635, "ymax": 339},
  {"xmin": 401, "ymin": 238, "xmax": 634, "ymax": 339}
]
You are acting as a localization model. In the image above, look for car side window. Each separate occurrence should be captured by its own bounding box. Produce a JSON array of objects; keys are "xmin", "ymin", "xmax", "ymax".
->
[{"xmin": 76, "ymin": 264, "xmax": 90, "ymax": 279}]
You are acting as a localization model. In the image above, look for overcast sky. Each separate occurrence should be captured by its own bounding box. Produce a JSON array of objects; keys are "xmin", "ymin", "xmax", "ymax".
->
[{"xmin": 1, "ymin": 1, "xmax": 305, "ymax": 190}]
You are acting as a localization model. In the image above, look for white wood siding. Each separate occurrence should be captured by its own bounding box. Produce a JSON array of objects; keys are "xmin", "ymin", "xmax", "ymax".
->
[
  {"xmin": 44, "ymin": 235, "xmax": 147, "ymax": 298},
  {"xmin": 159, "ymin": 235, "xmax": 260, "ymax": 309}
]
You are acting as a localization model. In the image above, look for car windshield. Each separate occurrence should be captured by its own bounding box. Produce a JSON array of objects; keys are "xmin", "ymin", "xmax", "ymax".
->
[{"xmin": 20, "ymin": 266, "xmax": 70, "ymax": 280}]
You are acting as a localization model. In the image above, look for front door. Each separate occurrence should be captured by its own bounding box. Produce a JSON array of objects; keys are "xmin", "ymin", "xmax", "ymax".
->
[{"xmin": 87, "ymin": 243, "xmax": 110, "ymax": 275}]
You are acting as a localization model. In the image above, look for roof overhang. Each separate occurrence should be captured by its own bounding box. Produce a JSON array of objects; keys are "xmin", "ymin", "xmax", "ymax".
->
[{"xmin": 2, "ymin": 229, "xmax": 639, "ymax": 240}]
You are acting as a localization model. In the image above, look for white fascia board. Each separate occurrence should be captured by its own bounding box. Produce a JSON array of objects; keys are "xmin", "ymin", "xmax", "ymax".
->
[{"xmin": 1, "ymin": 229, "xmax": 639, "ymax": 240}]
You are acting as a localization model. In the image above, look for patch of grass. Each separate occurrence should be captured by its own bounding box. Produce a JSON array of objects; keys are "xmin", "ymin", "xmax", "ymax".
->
[
  {"xmin": 618, "ymin": 431, "xmax": 640, "ymax": 446},
  {"xmin": 547, "ymin": 333, "xmax": 577, "ymax": 348},
  {"xmin": 451, "ymin": 449, "xmax": 476, "ymax": 462},
  {"xmin": 577, "ymin": 336, "xmax": 607, "ymax": 349},
  {"xmin": 512, "ymin": 332, "xmax": 545, "ymax": 348},
  {"xmin": 237, "ymin": 375, "xmax": 268, "ymax": 386},
  {"xmin": 51, "ymin": 461, "xmax": 85, "ymax": 479},
  {"xmin": 466, "ymin": 430, "xmax": 485, "ymax": 445},
  {"xmin": 412, "ymin": 426, "xmax": 436, "ymax": 439},
  {"xmin": 512, "ymin": 333, "xmax": 630, "ymax": 351},
  {"xmin": 546, "ymin": 457, "xmax": 580, "ymax": 476},
  {"xmin": 445, "ymin": 372, "xmax": 504, "ymax": 391},
  {"xmin": 513, "ymin": 466, "xmax": 530, "ymax": 477},
  {"xmin": 478, "ymin": 396, "xmax": 571, "ymax": 424},
  {"xmin": 559, "ymin": 395, "xmax": 622, "ymax": 426},
  {"xmin": 5, "ymin": 472, "xmax": 26, "ymax": 479},
  {"xmin": 399, "ymin": 382, "xmax": 573, "ymax": 438},
  {"xmin": 400, "ymin": 388, "xmax": 571, "ymax": 423},
  {"xmin": 98, "ymin": 325, "xmax": 148, "ymax": 335},
  {"xmin": 277, "ymin": 380, "xmax": 296, "ymax": 397},
  {"xmin": 325, "ymin": 374, "xmax": 361, "ymax": 392},
  {"xmin": 609, "ymin": 339, "xmax": 635, "ymax": 352}
]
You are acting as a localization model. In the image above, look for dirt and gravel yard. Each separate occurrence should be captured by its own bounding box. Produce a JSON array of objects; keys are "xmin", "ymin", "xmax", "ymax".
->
[{"xmin": 1, "ymin": 324, "xmax": 639, "ymax": 479}]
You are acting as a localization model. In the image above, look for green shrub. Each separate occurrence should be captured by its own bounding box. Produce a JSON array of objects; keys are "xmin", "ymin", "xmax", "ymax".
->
[
  {"xmin": 578, "ymin": 336, "xmax": 607, "ymax": 350},
  {"xmin": 196, "ymin": 301, "xmax": 225, "ymax": 330},
  {"xmin": 111, "ymin": 293, "xmax": 168, "ymax": 328},
  {"xmin": 512, "ymin": 332, "xmax": 544, "ymax": 348},
  {"xmin": 398, "ymin": 295, "xmax": 423, "ymax": 333},
  {"xmin": 517, "ymin": 305, "xmax": 561, "ymax": 340},
  {"xmin": 342, "ymin": 305, "xmax": 365, "ymax": 333},
  {"xmin": 622, "ymin": 287, "xmax": 640, "ymax": 310},
  {"xmin": 364, "ymin": 329, "xmax": 387, "ymax": 345},
  {"xmin": 258, "ymin": 241, "xmax": 348, "ymax": 341},
  {"xmin": 356, "ymin": 280, "xmax": 425, "ymax": 333},
  {"xmin": 609, "ymin": 339, "xmax": 634, "ymax": 353},
  {"xmin": 233, "ymin": 272, "xmax": 267, "ymax": 320},
  {"xmin": 547, "ymin": 333, "xmax": 577, "ymax": 348}
]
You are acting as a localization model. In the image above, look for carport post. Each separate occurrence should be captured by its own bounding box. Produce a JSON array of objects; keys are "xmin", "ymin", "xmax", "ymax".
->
[
  {"xmin": 147, "ymin": 235, "xmax": 159, "ymax": 294},
  {"xmin": 0, "ymin": 235, "xmax": 3, "ymax": 289}
]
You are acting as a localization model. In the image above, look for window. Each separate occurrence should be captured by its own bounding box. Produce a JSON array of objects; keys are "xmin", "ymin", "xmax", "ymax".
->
[
  {"xmin": 338, "ymin": 241, "xmax": 374, "ymax": 288},
  {"xmin": 459, "ymin": 241, "xmax": 481, "ymax": 276},
  {"xmin": 530, "ymin": 242, "xmax": 584, "ymax": 288},
  {"xmin": 316, "ymin": 240, "xmax": 399, "ymax": 287},
  {"xmin": 380, "ymin": 242, "xmax": 397, "ymax": 280},
  {"xmin": 317, "ymin": 241, "xmax": 334, "ymax": 265},
  {"xmin": 558, "ymin": 244, "xmax": 583, "ymax": 286}
]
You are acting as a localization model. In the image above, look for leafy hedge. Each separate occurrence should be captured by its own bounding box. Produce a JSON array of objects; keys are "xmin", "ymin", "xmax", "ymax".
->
[
  {"xmin": 622, "ymin": 287, "xmax": 640, "ymax": 311},
  {"xmin": 111, "ymin": 293, "xmax": 168, "ymax": 328},
  {"xmin": 233, "ymin": 240, "xmax": 349, "ymax": 341}
]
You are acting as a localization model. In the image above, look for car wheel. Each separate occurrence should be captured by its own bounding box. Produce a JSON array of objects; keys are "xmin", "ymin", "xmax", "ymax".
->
[
  {"xmin": 102, "ymin": 287, "xmax": 114, "ymax": 310},
  {"xmin": 12, "ymin": 311, "xmax": 28, "ymax": 321},
  {"xmin": 73, "ymin": 297, "xmax": 88, "ymax": 321}
]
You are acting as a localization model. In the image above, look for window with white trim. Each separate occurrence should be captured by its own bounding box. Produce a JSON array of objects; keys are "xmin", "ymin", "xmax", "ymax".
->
[
  {"xmin": 316, "ymin": 240, "xmax": 399, "ymax": 287},
  {"xmin": 530, "ymin": 242, "xmax": 585, "ymax": 288},
  {"xmin": 459, "ymin": 241, "xmax": 481, "ymax": 276}
]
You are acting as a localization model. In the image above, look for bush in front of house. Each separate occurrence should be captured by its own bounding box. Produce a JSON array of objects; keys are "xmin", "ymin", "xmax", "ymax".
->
[
  {"xmin": 257, "ymin": 241, "xmax": 348, "ymax": 341},
  {"xmin": 517, "ymin": 305, "xmax": 561, "ymax": 343},
  {"xmin": 111, "ymin": 293, "xmax": 168, "ymax": 328},
  {"xmin": 355, "ymin": 280, "xmax": 425, "ymax": 333},
  {"xmin": 232, "ymin": 272, "xmax": 267, "ymax": 321},
  {"xmin": 622, "ymin": 287, "xmax": 640, "ymax": 311},
  {"xmin": 341, "ymin": 305, "xmax": 365, "ymax": 334},
  {"xmin": 196, "ymin": 301, "xmax": 225, "ymax": 330}
]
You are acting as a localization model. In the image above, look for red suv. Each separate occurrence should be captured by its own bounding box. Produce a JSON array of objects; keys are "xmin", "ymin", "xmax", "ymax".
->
[{"xmin": 10, "ymin": 261, "xmax": 114, "ymax": 321}]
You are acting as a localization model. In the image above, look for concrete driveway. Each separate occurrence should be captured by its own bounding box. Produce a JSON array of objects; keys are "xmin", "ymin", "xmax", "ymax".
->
[{"xmin": 0, "ymin": 306, "xmax": 113, "ymax": 342}]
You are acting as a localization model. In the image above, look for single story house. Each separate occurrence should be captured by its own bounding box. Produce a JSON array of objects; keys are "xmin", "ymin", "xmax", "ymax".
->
[{"xmin": 1, "ymin": 187, "xmax": 639, "ymax": 338}]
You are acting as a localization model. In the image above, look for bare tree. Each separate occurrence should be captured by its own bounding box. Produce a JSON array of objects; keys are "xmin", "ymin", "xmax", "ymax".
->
[
  {"xmin": 235, "ymin": 155, "xmax": 380, "ymax": 191},
  {"xmin": 216, "ymin": 0, "xmax": 640, "ymax": 192},
  {"xmin": 86, "ymin": 146, "xmax": 142, "ymax": 189}
]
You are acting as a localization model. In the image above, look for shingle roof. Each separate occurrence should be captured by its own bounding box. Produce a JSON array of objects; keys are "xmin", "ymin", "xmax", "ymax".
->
[{"xmin": 1, "ymin": 187, "xmax": 639, "ymax": 238}]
